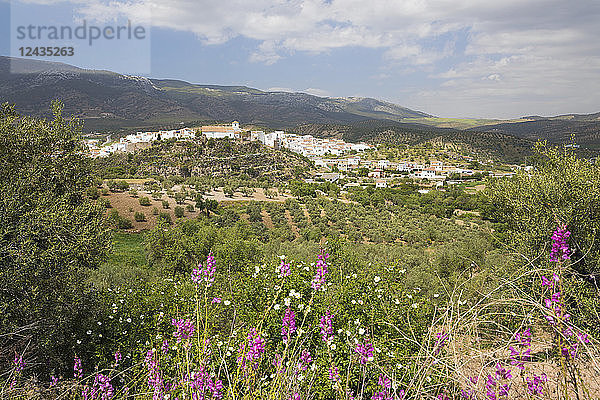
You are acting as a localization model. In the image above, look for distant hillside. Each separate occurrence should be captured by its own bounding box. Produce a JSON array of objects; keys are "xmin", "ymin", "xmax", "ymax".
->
[
  {"xmin": 296, "ymin": 120, "xmax": 536, "ymax": 163},
  {"xmin": 468, "ymin": 119, "xmax": 600, "ymax": 150},
  {"xmin": 0, "ymin": 56, "xmax": 429, "ymax": 133}
]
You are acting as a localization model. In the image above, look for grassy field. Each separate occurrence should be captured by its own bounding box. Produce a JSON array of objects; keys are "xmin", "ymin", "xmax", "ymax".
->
[
  {"xmin": 108, "ymin": 232, "xmax": 146, "ymax": 266},
  {"xmin": 89, "ymin": 232, "xmax": 149, "ymax": 287}
]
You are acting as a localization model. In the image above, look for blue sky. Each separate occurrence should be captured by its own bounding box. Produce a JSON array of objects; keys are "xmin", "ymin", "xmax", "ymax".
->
[{"xmin": 2, "ymin": 0, "xmax": 599, "ymax": 119}]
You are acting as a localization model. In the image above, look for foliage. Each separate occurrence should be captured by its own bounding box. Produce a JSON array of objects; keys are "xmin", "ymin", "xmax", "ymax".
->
[
  {"xmin": 138, "ymin": 196, "xmax": 151, "ymax": 206},
  {"xmin": 134, "ymin": 211, "xmax": 146, "ymax": 222},
  {"xmin": 485, "ymin": 143, "xmax": 600, "ymax": 334},
  {"xmin": 0, "ymin": 102, "xmax": 111, "ymax": 375},
  {"xmin": 174, "ymin": 206, "xmax": 184, "ymax": 218}
]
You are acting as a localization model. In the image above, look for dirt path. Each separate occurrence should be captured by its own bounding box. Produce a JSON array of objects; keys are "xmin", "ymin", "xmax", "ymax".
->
[
  {"xmin": 284, "ymin": 209, "xmax": 300, "ymax": 239},
  {"xmin": 302, "ymin": 207, "xmax": 312, "ymax": 224},
  {"xmin": 261, "ymin": 209, "xmax": 274, "ymax": 229}
]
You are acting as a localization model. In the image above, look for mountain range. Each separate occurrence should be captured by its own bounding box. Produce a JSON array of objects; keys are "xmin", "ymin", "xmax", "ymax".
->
[
  {"xmin": 0, "ymin": 56, "xmax": 429, "ymax": 130},
  {"xmin": 1, "ymin": 56, "xmax": 599, "ymax": 160}
]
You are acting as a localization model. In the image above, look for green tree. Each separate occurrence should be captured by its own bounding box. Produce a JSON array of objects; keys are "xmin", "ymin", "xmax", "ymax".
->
[
  {"xmin": 204, "ymin": 199, "xmax": 218, "ymax": 217},
  {"xmin": 174, "ymin": 206, "xmax": 184, "ymax": 218},
  {"xmin": 0, "ymin": 102, "xmax": 110, "ymax": 375},
  {"xmin": 134, "ymin": 211, "xmax": 146, "ymax": 222}
]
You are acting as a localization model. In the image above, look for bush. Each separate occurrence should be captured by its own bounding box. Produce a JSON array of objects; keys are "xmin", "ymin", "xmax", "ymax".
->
[
  {"xmin": 152, "ymin": 207, "xmax": 159, "ymax": 215},
  {"xmin": 158, "ymin": 211, "xmax": 172, "ymax": 224},
  {"xmin": 118, "ymin": 216, "xmax": 133, "ymax": 229},
  {"xmin": 134, "ymin": 211, "xmax": 146, "ymax": 222},
  {"xmin": 0, "ymin": 102, "xmax": 110, "ymax": 375},
  {"xmin": 186, "ymin": 204, "xmax": 195, "ymax": 212},
  {"xmin": 162, "ymin": 200, "xmax": 170, "ymax": 209},
  {"xmin": 174, "ymin": 206, "xmax": 184, "ymax": 218},
  {"xmin": 98, "ymin": 197, "xmax": 111, "ymax": 208},
  {"xmin": 138, "ymin": 196, "xmax": 151, "ymax": 206},
  {"xmin": 86, "ymin": 186, "xmax": 99, "ymax": 200},
  {"xmin": 486, "ymin": 144, "xmax": 600, "ymax": 333}
]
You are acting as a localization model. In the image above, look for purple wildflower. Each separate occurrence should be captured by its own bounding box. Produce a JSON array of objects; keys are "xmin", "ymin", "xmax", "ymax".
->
[
  {"xmin": 550, "ymin": 224, "xmax": 571, "ymax": 262},
  {"xmin": 369, "ymin": 375, "xmax": 391, "ymax": 400},
  {"xmin": 212, "ymin": 297, "xmax": 222, "ymax": 304},
  {"xmin": 434, "ymin": 331, "xmax": 449, "ymax": 355},
  {"xmin": 298, "ymin": 349, "xmax": 312, "ymax": 371},
  {"xmin": 114, "ymin": 351, "xmax": 122, "ymax": 367},
  {"xmin": 509, "ymin": 328, "xmax": 532, "ymax": 370},
  {"xmin": 279, "ymin": 258, "xmax": 291, "ymax": 277},
  {"xmin": 13, "ymin": 354, "xmax": 25, "ymax": 373},
  {"xmin": 93, "ymin": 373, "xmax": 114, "ymax": 400},
  {"xmin": 74, "ymin": 356, "xmax": 83, "ymax": 379},
  {"xmin": 272, "ymin": 353, "xmax": 284, "ymax": 374},
  {"xmin": 161, "ymin": 340, "xmax": 169, "ymax": 354},
  {"xmin": 461, "ymin": 376, "xmax": 478, "ymax": 399},
  {"xmin": 319, "ymin": 310, "xmax": 334, "ymax": 343},
  {"xmin": 190, "ymin": 366, "xmax": 223, "ymax": 400},
  {"xmin": 288, "ymin": 393, "xmax": 301, "ymax": 400},
  {"xmin": 311, "ymin": 250, "xmax": 329, "ymax": 290},
  {"xmin": 192, "ymin": 252, "xmax": 216, "ymax": 287},
  {"xmin": 495, "ymin": 363, "xmax": 512, "ymax": 380},
  {"xmin": 237, "ymin": 328, "xmax": 265, "ymax": 370},
  {"xmin": 50, "ymin": 376, "xmax": 59, "ymax": 387},
  {"xmin": 282, "ymin": 307, "xmax": 297, "ymax": 343},
  {"xmin": 378, "ymin": 374, "xmax": 391, "ymax": 389},
  {"xmin": 328, "ymin": 365, "xmax": 340, "ymax": 383},
  {"xmin": 526, "ymin": 374, "xmax": 547, "ymax": 396},
  {"xmin": 172, "ymin": 318, "xmax": 195, "ymax": 343},
  {"xmin": 355, "ymin": 338, "xmax": 374, "ymax": 364},
  {"xmin": 145, "ymin": 349, "xmax": 164, "ymax": 399}
]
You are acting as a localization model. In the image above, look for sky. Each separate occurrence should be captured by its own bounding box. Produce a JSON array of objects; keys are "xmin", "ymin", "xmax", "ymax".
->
[{"xmin": 1, "ymin": 0, "xmax": 599, "ymax": 119}]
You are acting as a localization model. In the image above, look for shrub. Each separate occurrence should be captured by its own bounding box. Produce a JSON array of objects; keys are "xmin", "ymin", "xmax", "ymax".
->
[
  {"xmin": 174, "ymin": 206, "xmax": 184, "ymax": 218},
  {"xmin": 134, "ymin": 211, "xmax": 146, "ymax": 222},
  {"xmin": 186, "ymin": 204, "xmax": 195, "ymax": 212},
  {"xmin": 158, "ymin": 212, "xmax": 172, "ymax": 224},
  {"xmin": 162, "ymin": 200, "xmax": 170, "ymax": 209},
  {"xmin": 152, "ymin": 207, "xmax": 159, "ymax": 215},
  {"xmin": 138, "ymin": 196, "xmax": 151, "ymax": 206},
  {"xmin": 0, "ymin": 102, "xmax": 110, "ymax": 375},
  {"xmin": 101, "ymin": 188, "xmax": 109, "ymax": 196},
  {"xmin": 98, "ymin": 197, "xmax": 111, "ymax": 208},
  {"xmin": 486, "ymin": 144, "xmax": 600, "ymax": 334},
  {"xmin": 86, "ymin": 186, "xmax": 99, "ymax": 200},
  {"xmin": 118, "ymin": 216, "xmax": 133, "ymax": 229}
]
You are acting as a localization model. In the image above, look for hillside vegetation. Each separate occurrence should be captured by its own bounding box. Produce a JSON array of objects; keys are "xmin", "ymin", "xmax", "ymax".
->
[
  {"xmin": 93, "ymin": 137, "xmax": 313, "ymax": 183},
  {"xmin": 4, "ymin": 109, "xmax": 600, "ymax": 398},
  {"xmin": 297, "ymin": 119, "xmax": 535, "ymax": 163}
]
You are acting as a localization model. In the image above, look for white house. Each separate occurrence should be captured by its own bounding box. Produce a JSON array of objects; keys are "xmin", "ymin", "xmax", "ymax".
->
[
  {"xmin": 202, "ymin": 122, "xmax": 241, "ymax": 139},
  {"xmin": 375, "ymin": 180, "xmax": 388, "ymax": 188},
  {"xmin": 377, "ymin": 160, "xmax": 390, "ymax": 169},
  {"xmin": 417, "ymin": 167, "xmax": 437, "ymax": 179}
]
